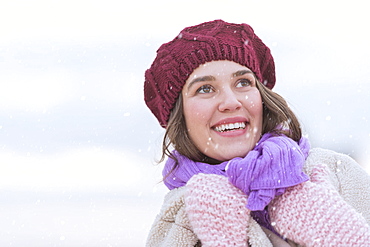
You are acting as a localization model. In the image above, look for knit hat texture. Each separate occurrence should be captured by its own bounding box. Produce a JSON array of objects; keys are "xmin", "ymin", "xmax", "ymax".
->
[{"xmin": 144, "ymin": 19, "xmax": 276, "ymax": 127}]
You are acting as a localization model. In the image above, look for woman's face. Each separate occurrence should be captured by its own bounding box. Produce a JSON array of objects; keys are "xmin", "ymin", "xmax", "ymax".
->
[{"xmin": 182, "ymin": 60, "xmax": 263, "ymax": 161}]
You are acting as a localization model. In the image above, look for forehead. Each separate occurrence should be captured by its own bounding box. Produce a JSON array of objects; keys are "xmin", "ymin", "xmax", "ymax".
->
[
  {"xmin": 190, "ymin": 60, "xmax": 250, "ymax": 73},
  {"xmin": 188, "ymin": 60, "xmax": 250, "ymax": 78}
]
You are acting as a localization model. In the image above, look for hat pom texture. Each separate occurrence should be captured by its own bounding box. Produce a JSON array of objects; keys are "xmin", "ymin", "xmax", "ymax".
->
[{"xmin": 144, "ymin": 20, "xmax": 275, "ymax": 127}]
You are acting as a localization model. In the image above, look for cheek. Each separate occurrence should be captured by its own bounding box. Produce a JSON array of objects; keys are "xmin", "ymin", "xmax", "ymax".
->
[
  {"xmin": 183, "ymin": 99, "xmax": 210, "ymax": 126},
  {"xmin": 245, "ymin": 90, "xmax": 263, "ymax": 114},
  {"xmin": 183, "ymin": 100, "xmax": 212, "ymax": 152},
  {"xmin": 245, "ymin": 91, "xmax": 263, "ymax": 136}
]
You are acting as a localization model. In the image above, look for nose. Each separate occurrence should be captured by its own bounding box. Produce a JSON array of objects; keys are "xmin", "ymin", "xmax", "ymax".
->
[{"xmin": 218, "ymin": 88, "xmax": 242, "ymax": 112}]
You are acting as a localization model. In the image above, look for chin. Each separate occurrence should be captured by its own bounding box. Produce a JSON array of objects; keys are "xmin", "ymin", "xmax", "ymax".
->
[{"xmin": 213, "ymin": 149, "xmax": 250, "ymax": 162}]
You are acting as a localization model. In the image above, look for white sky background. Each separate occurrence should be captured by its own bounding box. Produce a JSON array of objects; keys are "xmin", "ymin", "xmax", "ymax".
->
[{"xmin": 0, "ymin": 0, "xmax": 369, "ymax": 246}]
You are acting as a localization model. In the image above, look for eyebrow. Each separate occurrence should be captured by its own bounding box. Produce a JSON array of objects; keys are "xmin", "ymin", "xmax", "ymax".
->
[
  {"xmin": 187, "ymin": 75, "xmax": 216, "ymax": 90},
  {"xmin": 187, "ymin": 69, "xmax": 254, "ymax": 91},
  {"xmin": 232, "ymin": 69, "xmax": 253, "ymax": 77}
]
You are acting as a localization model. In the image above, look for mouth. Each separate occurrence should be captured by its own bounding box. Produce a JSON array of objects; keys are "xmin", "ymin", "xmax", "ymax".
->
[{"xmin": 213, "ymin": 122, "xmax": 247, "ymax": 132}]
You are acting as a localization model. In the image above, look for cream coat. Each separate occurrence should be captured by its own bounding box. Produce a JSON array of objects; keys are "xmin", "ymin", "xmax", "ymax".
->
[{"xmin": 146, "ymin": 148, "xmax": 370, "ymax": 246}]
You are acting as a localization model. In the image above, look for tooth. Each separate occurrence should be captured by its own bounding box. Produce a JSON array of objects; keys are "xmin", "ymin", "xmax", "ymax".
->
[{"xmin": 215, "ymin": 122, "xmax": 246, "ymax": 132}]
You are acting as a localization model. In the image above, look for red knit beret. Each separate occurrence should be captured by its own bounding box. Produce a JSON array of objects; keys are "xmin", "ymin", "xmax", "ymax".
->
[{"xmin": 144, "ymin": 19, "xmax": 275, "ymax": 128}]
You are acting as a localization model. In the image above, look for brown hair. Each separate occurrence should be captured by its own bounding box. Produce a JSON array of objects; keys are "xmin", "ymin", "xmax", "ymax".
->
[{"xmin": 159, "ymin": 80, "xmax": 302, "ymax": 171}]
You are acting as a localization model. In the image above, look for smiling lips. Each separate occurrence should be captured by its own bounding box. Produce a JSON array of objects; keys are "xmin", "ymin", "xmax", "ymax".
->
[{"xmin": 213, "ymin": 121, "xmax": 247, "ymax": 132}]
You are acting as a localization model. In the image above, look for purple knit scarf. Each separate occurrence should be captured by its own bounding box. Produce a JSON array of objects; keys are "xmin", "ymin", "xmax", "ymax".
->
[{"xmin": 163, "ymin": 133, "xmax": 310, "ymax": 211}]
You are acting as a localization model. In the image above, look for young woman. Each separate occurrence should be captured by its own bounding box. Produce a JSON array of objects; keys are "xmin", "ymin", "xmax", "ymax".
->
[{"xmin": 144, "ymin": 20, "xmax": 370, "ymax": 246}]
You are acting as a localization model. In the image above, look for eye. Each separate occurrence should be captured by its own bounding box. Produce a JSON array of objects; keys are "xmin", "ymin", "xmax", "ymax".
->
[
  {"xmin": 196, "ymin": 84, "xmax": 215, "ymax": 94},
  {"xmin": 236, "ymin": 78, "xmax": 252, "ymax": 88}
]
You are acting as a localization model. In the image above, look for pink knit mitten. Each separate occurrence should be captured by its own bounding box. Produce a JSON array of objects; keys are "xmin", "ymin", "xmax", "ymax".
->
[
  {"xmin": 269, "ymin": 164, "xmax": 370, "ymax": 246},
  {"xmin": 184, "ymin": 173, "xmax": 250, "ymax": 247}
]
